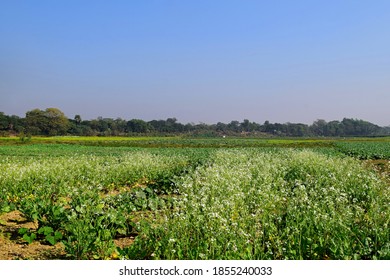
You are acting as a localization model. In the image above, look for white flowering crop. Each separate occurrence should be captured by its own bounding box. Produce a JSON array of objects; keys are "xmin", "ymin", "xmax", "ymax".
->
[{"xmin": 138, "ymin": 149, "xmax": 389, "ymax": 260}]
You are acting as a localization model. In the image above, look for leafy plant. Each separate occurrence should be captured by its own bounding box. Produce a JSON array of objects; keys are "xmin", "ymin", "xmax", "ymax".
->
[
  {"xmin": 37, "ymin": 226, "xmax": 63, "ymax": 245},
  {"xmin": 18, "ymin": 228, "xmax": 36, "ymax": 244}
]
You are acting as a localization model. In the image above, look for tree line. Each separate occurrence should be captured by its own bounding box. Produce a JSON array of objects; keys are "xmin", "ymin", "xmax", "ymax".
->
[{"xmin": 0, "ymin": 108, "xmax": 389, "ymax": 137}]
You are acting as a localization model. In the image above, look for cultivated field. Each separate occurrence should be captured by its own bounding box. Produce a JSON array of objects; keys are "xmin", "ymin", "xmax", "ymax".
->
[{"xmin": 0, "ymin": 137, "xmax": 389, "ymax": 259}]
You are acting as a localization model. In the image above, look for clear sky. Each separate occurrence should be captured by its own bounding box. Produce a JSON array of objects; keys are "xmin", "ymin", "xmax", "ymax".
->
[{"xmin": 1, "ymin": 0, "xmax": 389, "ymax": 126}]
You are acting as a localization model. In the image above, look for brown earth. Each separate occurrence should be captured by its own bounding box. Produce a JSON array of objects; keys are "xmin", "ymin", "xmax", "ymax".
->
[
  {"xmin": 0, "ymin": 182, "xmax": 143, "ymax": 260},
  {"xmin": 0, "ymin": 211, "xmax": 66, "ymax": 260},
  {"xmin": 0, "ymin": 210, "xmax": 136, "ymax": 260},
  {"xmin": 364, "ymin": 159, "xmax": 390, "ymax": 182}
]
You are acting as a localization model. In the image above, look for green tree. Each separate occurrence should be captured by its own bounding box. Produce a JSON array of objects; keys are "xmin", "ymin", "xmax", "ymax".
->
[
  {"xmin": 311, "ymin": 119, "xmax": 327, "ymax": 136},
  {"xmin": 0, "ymin": 112, "xmax": 8, "ymax": 131},
  {"xmin": 43, "ymin": 108, "xmax": 70, "ymax": 135},
  {"xmin": 127, "ymin": 119, "xmax": 151, "ymax": 133},
  {"xmin": 25, "ymin": 109, "xmax": 46, "ymax": 135},
  {"xmin": 25, "ymin": 108, "xmax": 69, "ymax": 135},
  {"xmin": 74, "ymin": 115, "xmax": 82, "ymax": 125}
]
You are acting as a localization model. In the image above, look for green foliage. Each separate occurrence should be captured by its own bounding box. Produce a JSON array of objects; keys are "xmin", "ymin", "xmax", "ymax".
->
[
  {"xmin": 1, "ymin": 107, "xmax": 389, "ymax": 137},
  {"xmin": 63, "ymin": 205, "xmax": 118, "ymax": 259},
  {"xmin": 25, "ymin": 108, "xmax": 69, "ymax": 136},
  {"xmin": 1, "ymin": 143, "xmax": 389, "ymax": 260},
  {"xmin": 18, "ymin": 197, "xmax": 67, "ymax": 230},
  {"xmin": 37, "ymin": 226, "xmax": 63, "ymax": 245},
  {"xmin": 336, "ymin": 141, "xmax": 390, "ymax": 159},
  {"xmin": 125, "ymin": 149, "xmax": 390, "ymax": 260},
  {"xmin": 19, "ymin": 133, "xmax": 32, "ymax": 142},
  {"xmin": 0, "ymin": 202, "xmax": 12, "ymax": 214},
  {"xmin": 18, "ymin": 228, "xmax": 37, "ymax": 244},
  {"xmin": 0, "ymin": 144, "xmax": 210, "ymax": 259}
]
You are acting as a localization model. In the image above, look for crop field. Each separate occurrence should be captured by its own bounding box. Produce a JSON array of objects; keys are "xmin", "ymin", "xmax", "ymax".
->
[
  {"xmin": 335, "ymin": 141, "xmax": 390, "ymax": 159},
  {"xmin": 0, "ymin": 137, "xmax": 389, "ymax": 260}
]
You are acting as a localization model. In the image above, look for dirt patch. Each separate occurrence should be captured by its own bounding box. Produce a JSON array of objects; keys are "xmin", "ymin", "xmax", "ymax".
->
[
  {"xmin": 0, "ymin": 210, "xmax": 37, "ymax": 229},
  {"xmin": 0, "ymin": 210, "xmax": 38, "ymax": 243},
  {"xmin": 0, "ymin": 236, "xmax": 65, "ymax": 260},
  {"xmin": 0, "ymin": 211, "xmax": 66, "ymax": 260},
  {"xmin": 100, "ymin": 179, "xmax": 152, "ymax": 198},
  {"xmin": 364, "ymin": 159, "xmax": 390, "ymax": 179},
  {"xmin": 0, "ymin": 210, "xmax": 138, "ymax": 259},
  {"xmin": 114, "ymin": 236, "xmax": 135, "ymax": 249}
]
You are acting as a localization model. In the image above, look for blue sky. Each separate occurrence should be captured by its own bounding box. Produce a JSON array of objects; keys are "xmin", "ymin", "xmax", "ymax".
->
[{"xmin": 1, "ymin": 0, "xmax": 389, "ymax": 125}]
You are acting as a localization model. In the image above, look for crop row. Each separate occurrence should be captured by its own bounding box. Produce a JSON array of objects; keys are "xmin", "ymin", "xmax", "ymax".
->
[
  {"xmin": 0, "ymin": 145, "xmax": 212, "ymax": 259},
  {"xmin": 335, "ymin": 141, "xmax": 390, "ymax": 159},
  {"xmin": 126, "ymin": 149, "xmax": 390, "ymax": 260},
  {"xmin": 1, "ymin": 144, "xmax": 389, "ymax": 260}
]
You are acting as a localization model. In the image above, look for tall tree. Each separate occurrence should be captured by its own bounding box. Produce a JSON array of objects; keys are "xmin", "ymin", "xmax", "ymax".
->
[
  {"xmin": 127, "ymin": 119, "xmax": 151, "ymax": 133},
  {"xmin": 74, "ymin": 115, "xmax": 82, "ymax": 125},
  {"xmin": 25, "ymin": 109, "xmax": 46, "ymax": 135},
  {"xmin": 44, "ymin": 108, "xmax": 70, "ymax": 135},
  {"xmin": 0, "ymin": 112, "xmax": 8, "ymax": 131},
  {"xmin": 25, "ymin": 108, "xmax": 69, "ymax": 135}
]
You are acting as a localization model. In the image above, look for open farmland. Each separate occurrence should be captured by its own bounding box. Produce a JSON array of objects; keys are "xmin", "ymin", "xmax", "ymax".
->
[
  {"xmin": 0, "ymin": 137, "xmax": 389, "ymax": 259},
  {"xmin": 335, "ymin": 141, "xmax": 390, "ymax": 159}
]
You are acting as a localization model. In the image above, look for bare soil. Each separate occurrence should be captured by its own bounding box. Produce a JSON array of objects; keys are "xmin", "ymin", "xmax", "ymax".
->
[
  {"xmin": 0, "ymin": 210, "xmax": 136, "ymax": 260},
  {"xmin": 0, "ymin": 211, "xmax": 66, "ymax": 260},
  {"xmin": 364, "ymin": 159, "xmax": 390, "ymax": 182}
]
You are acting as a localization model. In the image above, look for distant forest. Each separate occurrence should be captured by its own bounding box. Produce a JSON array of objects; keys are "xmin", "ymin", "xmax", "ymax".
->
[{"xmin": 1, "ymin": 108, "xmax": 389, "ymax": 137}]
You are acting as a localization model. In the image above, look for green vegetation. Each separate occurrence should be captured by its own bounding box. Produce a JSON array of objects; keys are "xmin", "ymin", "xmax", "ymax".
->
[
  {"xmin": 1, "ymin": 108, "xmax": 389, "ymax": 137},
  {"xmin": 335, "ymin": 141, "xmax": 390, "ymax": 159},
  {"xmin": 0, "ymin": 138, "xmax": 389, "ymax": 260},
  {"xmin": 0, "ymin": 136, "xmax": 333, "ymax": 148},
  {"xmin": 125, "ymin": 149, "xmax": 389, "ymax": 260},
  {"xmin": 0, "ymin": 145, "xmax": 212, "ymax": 259}
]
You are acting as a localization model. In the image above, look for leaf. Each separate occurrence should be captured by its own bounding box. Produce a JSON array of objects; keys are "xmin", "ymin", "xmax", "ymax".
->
[
  {"xmin": 46, "ymin": 235, "xmax": 56, "ymax": 245},
  {"xmin": 117, "ymin": 228, "xmax": 127, "ymax": 235},
  {"xmin": 1, "ymin": 206, "xmax": 10, "ymax": 213},
  {"xmin": 53, "ymin": 209, "xmax": 61, "ymax": 217},
  {"xmin": 23, "ymin": 233, "xmax": 36, "ymax": 244},
  {"xmin": 38, "ymin": 226, "xmax": 54, "ymax": 235},
  {"xmin": 32, "ymin": 213, "xmax": 39, "ymax": 221},
  {"xmin": 54, "ymin": 231, "xmax": 63, "ymax": 240},
  {"xmin": 18, "ymin": 227, "xmax": 29, "ymax": 235}
]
